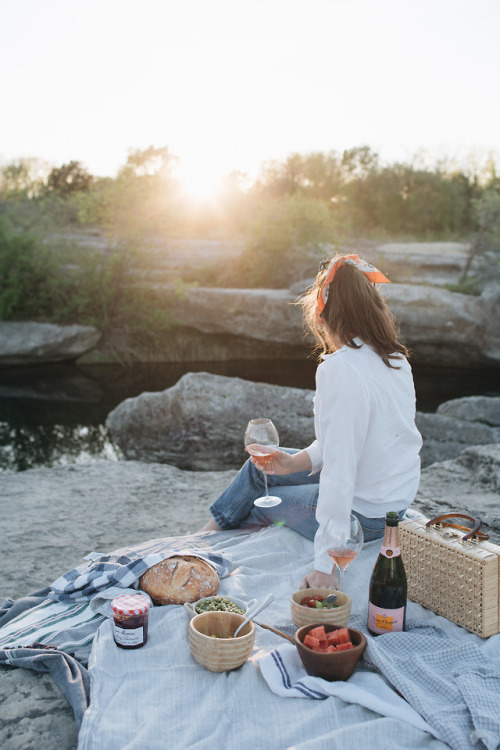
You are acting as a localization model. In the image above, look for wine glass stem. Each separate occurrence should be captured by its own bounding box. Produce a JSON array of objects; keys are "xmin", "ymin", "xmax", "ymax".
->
[
  {"xmin": 338, "ymin": 566, "xmax": 344, "ymax": 592},
  {"xmin": 262, "ymin": 471, "xmax": 269, "ymax": 497}
]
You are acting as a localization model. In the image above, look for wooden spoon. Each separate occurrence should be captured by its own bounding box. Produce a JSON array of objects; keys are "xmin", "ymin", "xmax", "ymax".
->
[{"xmin": 256, "ymin": 622, "xmax": 296, "ymax": 644}]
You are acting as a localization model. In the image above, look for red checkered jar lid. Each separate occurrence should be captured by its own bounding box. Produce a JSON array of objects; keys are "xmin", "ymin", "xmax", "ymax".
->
[{"xmin": 111, "ymin": 593, "xmax": 151, "ymax": 616}]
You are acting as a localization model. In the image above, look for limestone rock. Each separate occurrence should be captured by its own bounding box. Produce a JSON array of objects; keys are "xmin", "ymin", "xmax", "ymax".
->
[
  {"xmin": 106, "ymin": 373, "xmax": 500, "ymax": 471},
  {"xmin": 437, "ymin": 396, "xmax": 500, "ymax": 426},
  {"xmin": 0, "ymin": 460, "xmax": 237, "ymax": 601},
  {"xmin": 0, "ymin": 669, "xmax": 78, "ymax": 750},
  {"xmin": 175, "ymin": 287, "xmax": 306, "ymax": 345},
  {"xmin": 106, "ymin": 372, "xmax": 315, "ymax": 470},
  {"xmin": 384, "ymin": 283, "xmax": 500, "ymax": 367},
  {"xmin": 416, "ymin": 444, "xmax": 500, "ymax": 541},
  {"xmin": 170, "ymin": 277, "xmax": 500, "ymax": 367},
  {"xmin": 371, "ymin": 242, "xmax": 473, "ymax": 286},
  {"xmin": 0, "ymin": 322, "xmax": 101, "ymax": 367},
  {"xmin": 416, "ymin": 411, "xmax": 500, "ymax": 467}
]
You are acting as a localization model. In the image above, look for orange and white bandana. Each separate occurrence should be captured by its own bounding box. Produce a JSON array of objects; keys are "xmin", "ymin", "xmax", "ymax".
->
[{"xmin": 317, "ymin": 254, "xmax": 390, "ymax": 315}]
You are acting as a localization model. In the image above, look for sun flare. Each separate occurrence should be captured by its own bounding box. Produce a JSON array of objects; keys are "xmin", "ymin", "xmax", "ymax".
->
[{"xmin": 179, "ymin": 164, "xmax": 223, "ymax": 202}]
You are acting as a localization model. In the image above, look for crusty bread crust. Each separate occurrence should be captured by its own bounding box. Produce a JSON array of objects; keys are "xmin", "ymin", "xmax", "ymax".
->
[{"xmin": 139, "ymin": 555, "xmax": 219, "ymax": 605}]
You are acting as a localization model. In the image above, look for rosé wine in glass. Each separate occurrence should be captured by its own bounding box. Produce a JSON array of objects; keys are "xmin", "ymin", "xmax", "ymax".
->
[
  {"xmin": 319, "ymin": 515, "xmax": 364, "ymax": 591},
  {"xmin": 244, "ymin": 419, "xmax": 281, "ymax": 508},
  {"xmin": 245, "ymin": 444, "xmax": 278, "ymax": 469}
]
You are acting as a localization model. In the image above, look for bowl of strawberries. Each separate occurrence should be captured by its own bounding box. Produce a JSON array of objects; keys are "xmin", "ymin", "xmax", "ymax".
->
[
  {"xmin": 295, "ymin": 623, "xmax": 366, "ymax": 681},
  {"xmin": 290, "ymin": 588, "xmax": 351, "ymax": 628}
]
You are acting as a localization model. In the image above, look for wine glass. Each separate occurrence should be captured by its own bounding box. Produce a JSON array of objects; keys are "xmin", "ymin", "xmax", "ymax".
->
[
  {"xmin": 319, "ymin": 514, "xmax": 364, "ymax": 591},
  {"xmin": 244, "ymin": 418, "xmax": 282, "ymax": 508}
]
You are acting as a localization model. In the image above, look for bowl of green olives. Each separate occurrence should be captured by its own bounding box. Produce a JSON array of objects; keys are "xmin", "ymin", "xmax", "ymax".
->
[{"xmin": 184, "ymin": 595, "xmax": 256, "ymax": 619}]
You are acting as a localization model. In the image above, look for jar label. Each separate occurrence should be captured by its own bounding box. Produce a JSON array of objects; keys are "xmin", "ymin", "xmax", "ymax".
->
[
  {"xmin": 113, "ymin": 624, "xmax": 145, "ymax": 647},
  {"xmin": 368, "ymin": 603, "xmax": 405, "ymax": 633},
  {"xmin": 380, "ymin": 545, "xmax": 401, "ymax": 558}
]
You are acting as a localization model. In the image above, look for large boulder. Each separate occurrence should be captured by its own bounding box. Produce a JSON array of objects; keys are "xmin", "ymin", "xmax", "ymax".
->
[
  {"xmin": 416, "ymin": 396, "xmax": 500, "ymax": 466},
  {"xmin": 416, "ymin": 410, "xmax": 500, "ymax": 467},
  {"xmin": 0, "ymin": 322, "xmax": 101, "ymax": 367},
  {"xmin": 106, "ymin": 372, "xmax": 316, "ymax": 470},
  {"xmin": 106, "ymin": 374, "xmax": 500, "ymax": 471},
  {"xmin": 436, "ymin": 395, "xmax": 500, "ymax": 426}
]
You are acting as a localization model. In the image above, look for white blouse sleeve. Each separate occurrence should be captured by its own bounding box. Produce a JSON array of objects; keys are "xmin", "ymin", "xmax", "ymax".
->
[{"xmin": 313, "ymin": 358, "xmax": 370, "ymax": 573}]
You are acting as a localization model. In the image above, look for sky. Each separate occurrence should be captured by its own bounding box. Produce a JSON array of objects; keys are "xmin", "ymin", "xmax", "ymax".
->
[{"xmin": 1, "ymin": 0, "xmax": 499, "ymax": 197}]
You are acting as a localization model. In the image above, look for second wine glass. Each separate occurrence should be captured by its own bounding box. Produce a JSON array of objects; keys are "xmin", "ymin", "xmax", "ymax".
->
[
  {"xmin": 319, "ymin": 514, "xmax": 364, "ymax": 591},
  {"xmin": 244, "ymin": 418, "xmax": 282, "ymax": 508}
]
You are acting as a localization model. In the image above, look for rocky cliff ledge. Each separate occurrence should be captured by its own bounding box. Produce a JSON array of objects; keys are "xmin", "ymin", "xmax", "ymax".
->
[
  {"xmin": 0, "ymin": 322, "xmax": 100, "ymax": 368},
  {"xmin": 3, "ymin": 242, "xmax": 500, "ymax": 368},
  {"xmin": 166, "ymin": 242, "xmax": 500, "ymax": 368}
]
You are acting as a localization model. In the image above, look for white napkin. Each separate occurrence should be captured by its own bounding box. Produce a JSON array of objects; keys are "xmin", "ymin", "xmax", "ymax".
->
[{"xmin": 258, "ymin": 644, "xmax": 444, "ymax": 742}]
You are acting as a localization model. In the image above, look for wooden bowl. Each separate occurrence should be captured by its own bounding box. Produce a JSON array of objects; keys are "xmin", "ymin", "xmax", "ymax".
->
[
  {"xmin": 295, "ymin": 624, "xmax": 366, "ymax": 681},
  {"xmin": 290, "ymin": 588, "xmax": 351, "ymax": 628},
  {"xmin": 188, "ymin": 611, "xmax": 255, "ymax": 672}
]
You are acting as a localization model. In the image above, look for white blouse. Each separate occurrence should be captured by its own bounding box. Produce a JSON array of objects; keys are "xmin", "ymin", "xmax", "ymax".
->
[{"xmin": 304, "ymin": 339, "xmax": 422, "ymax": 573}]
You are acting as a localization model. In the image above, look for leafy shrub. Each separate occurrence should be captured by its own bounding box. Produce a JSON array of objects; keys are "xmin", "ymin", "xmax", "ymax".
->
[
  {"xmin": 0, "ymin": 218, "xmax": 67, "ymax": 319},
  {"xmin": 0, "ymin": 219, "xmax": 177, "ymax": 358},
  {"xmin": 233, "ymin": 194, "xmax": 337, "ymax": 287},
  {"xmin": 461, "ymin": 190, "xmax": 500, "ymax": 283}
]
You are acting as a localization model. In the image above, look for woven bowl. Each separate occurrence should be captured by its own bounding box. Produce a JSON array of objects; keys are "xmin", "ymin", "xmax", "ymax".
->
[
  {"xmin": 295, "ymin": 624, "xmax": 366, "ymax": 681},
  {"xmin": 188, "ymin": 611, "xmax": 255, "ymax": 672},
  {"xmin": 290, "ymin": 588, "xmax": 351, "ymax": 628}
]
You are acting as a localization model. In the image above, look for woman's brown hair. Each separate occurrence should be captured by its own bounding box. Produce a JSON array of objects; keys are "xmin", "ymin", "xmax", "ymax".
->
[{"xmin": 301, "ymin": 258, "xmax": 408, "ymax": 367}]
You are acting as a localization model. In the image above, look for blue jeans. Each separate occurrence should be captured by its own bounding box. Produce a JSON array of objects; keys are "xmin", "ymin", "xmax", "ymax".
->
[{"xmin": 209, "ymin": 450, "xmax": 405, "ymax": 543}]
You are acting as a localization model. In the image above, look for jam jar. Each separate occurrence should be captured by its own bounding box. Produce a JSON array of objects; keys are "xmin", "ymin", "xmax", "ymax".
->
[{"xmin": 111, "ymin": 593, "xmax": 151, "ymax": 649}]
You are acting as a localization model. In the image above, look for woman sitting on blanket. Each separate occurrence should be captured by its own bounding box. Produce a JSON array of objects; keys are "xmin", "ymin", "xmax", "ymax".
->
[{"xmin": 201, "ymin": 254, "xmax": 422, "ymax": 590}]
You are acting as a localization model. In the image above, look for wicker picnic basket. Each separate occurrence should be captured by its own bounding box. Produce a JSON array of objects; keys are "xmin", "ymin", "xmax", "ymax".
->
[{"xmin": 399, "ymin": 512, "xmax": 500, "ymax": 638}]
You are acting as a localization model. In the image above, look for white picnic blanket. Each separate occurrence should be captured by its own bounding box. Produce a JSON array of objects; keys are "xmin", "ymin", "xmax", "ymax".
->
[{"xmin": 78, "ymin": 525, "xmax": 500, "ymax": 750}]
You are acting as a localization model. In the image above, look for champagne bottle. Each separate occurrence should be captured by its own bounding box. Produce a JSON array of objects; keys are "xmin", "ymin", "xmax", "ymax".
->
[{"xmin": 367, "ymin": 511, "xmax": 407, "ymax": 636}]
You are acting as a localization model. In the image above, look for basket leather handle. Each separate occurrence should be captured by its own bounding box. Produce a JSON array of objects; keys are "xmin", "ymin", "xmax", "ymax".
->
[{"xmin": 426, "ymin": 513, "xmax": 489, "ymax": 541}]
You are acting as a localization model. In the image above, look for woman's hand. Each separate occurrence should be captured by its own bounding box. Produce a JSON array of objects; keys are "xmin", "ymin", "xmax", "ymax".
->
[
  {"xmin": 300, "ymin": 569, "xmax": 339, "ymax": 590},
  {"xmin": 249, "ymin": 449, "xmax": 312, "ymax": 476}
]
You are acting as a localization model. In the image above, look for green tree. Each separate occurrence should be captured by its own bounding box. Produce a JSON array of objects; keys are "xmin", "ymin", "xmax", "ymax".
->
[
  {"xmin": 234, "ymin": 194, "xmax": 336, "ymax": 287},
  {"xmin": 461, "ymin": 190, "xmax": 500, "ymax": 283},
  {"xmin": 0, "ymin": 158, "xmax": 48, "ymax": 199},
  {"xmin": 46, "ymin": 160, "xmax": 93, "ymax": 195},
  {"xmin": 78, "ymin": 146, "xmax": 181, "ymax": 240},
  {"xmin": 0, "ymin": 218, "xmax": 66, "ymax": 319},
  {"xmin": 256, "ymin": 151, "xmax": 343, "ymax": 203}
]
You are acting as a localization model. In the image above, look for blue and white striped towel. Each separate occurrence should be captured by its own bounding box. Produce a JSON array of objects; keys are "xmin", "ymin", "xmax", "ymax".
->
[
  {"xmin": 49, "ymin": 536, "xmax": 232, "ymax": 602},
  {"xmin": 259, "ymin": 643, "xmax": 442, "ymax": 741},
  {"xmin": 260, "ymin": 619, "xmax": 500, "ymax": 750}
]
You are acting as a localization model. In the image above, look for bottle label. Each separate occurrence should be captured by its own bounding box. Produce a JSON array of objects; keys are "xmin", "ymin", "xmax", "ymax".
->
[
  {"xmin": 368, "ymin": 603, "xmax": 405, "ymax": 634},
  {"xmin": 113, "ymin": 624, "xmax": 145, "ymax": 647},
  {"xmin": 380, "ymin": 545, "xmax": 401, "ymax": 558}
]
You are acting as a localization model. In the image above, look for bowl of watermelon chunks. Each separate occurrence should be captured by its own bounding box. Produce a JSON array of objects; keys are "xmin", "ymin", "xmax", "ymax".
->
[{"xmin": 295, "ymin": 623, "xmax": 366, "ymax": 681}]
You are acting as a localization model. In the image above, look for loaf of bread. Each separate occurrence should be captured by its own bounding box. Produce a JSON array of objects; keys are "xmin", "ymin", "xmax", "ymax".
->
[{"xmin": 139, "ymin": 555, "xmax": 219, "ymax": 605}]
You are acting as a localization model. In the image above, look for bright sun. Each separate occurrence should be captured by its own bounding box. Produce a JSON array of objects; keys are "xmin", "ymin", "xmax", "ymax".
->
[{"xmin": 179, "ymin": 164, "xmax": 223, "ymax": 201}]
